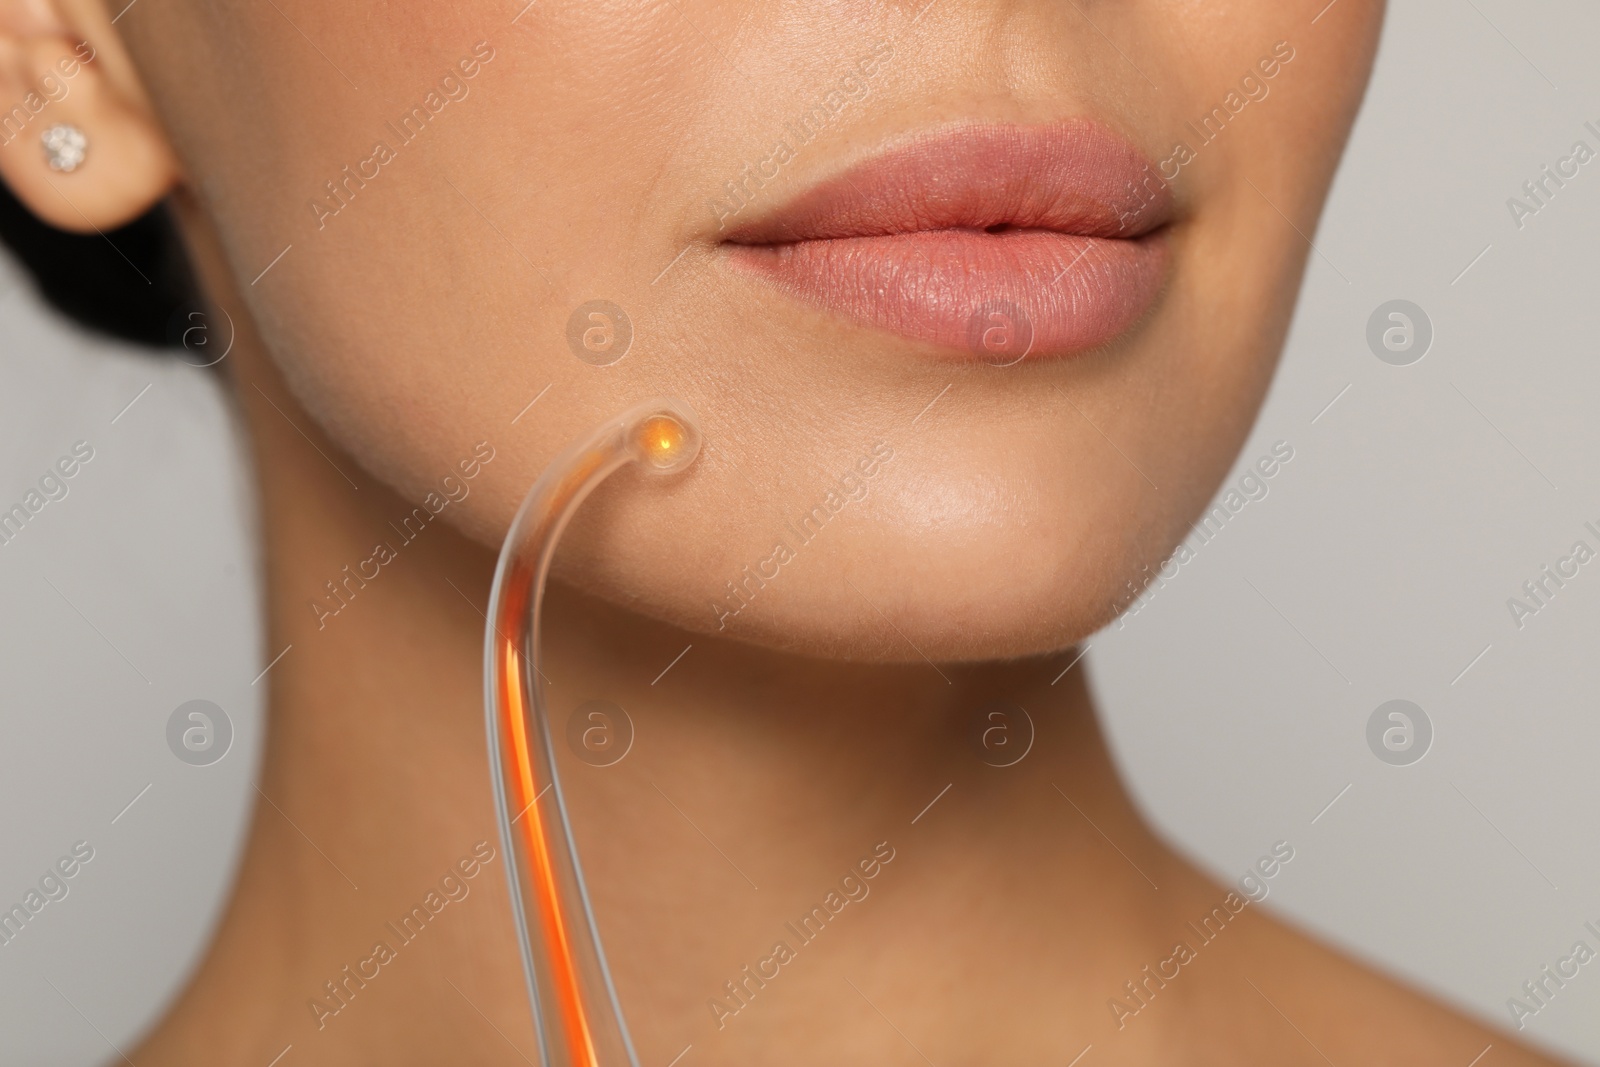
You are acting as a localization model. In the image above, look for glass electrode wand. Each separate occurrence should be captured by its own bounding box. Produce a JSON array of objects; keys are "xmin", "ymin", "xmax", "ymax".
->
[{"xmin": 484, "ymin": 399, "xmax": 702, "ymax": 1067}]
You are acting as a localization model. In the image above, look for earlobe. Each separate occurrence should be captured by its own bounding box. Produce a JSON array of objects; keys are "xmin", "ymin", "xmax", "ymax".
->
[{"xmin": 0, "ymin": 12, "xmax": 178, "ymax": 234}]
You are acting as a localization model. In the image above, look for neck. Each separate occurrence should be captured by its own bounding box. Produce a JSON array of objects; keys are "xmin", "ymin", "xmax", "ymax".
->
[{"xmin": 136, "ymin": 205, "xmax": 1228, "ymax": 1066}]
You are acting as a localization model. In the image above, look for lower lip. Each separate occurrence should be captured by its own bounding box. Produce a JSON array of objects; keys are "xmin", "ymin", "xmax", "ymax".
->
[{"xmin": 728, "ymin": 228, "xmax": 1169, "ymax": 362}]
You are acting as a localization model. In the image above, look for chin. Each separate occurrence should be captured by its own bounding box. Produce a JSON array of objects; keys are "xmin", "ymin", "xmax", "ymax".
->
[
  {"xmin": 580, "ymin": 547, "xmax": 1132, "ymax": 666},
  {"xmin": 557, "ymin": 463, "xmax": 1161, "ymax": 665}
]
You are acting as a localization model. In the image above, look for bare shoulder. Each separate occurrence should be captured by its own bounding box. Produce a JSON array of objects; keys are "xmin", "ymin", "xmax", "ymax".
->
[{"xmin": 1203, "ymin": 900, "xmax": 1579, "ymax": 1067}]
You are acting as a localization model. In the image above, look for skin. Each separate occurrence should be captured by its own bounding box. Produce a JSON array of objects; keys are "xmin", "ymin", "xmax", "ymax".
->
[{"xmin": 0, "ymin": 0, "xmax": 1574, "ymax": 1062}]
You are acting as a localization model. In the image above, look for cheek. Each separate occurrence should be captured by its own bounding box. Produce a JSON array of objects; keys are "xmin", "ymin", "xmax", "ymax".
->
[
  {"xmin": 222, "ymin": 5, "xmax": 751, "ymax": 535},
  {"xmin": 169, "ymin": 0, "xmax": 1384, "ymax": 663},
  {"xmin": 546, "ymin": 408, "xmax": 1176, "ymax": 661}
]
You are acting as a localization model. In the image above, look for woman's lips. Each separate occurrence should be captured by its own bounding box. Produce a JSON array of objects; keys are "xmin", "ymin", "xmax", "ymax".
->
[{"xmin": 722, "ymin": 122, "xmax": 1172, "ymax": 362}]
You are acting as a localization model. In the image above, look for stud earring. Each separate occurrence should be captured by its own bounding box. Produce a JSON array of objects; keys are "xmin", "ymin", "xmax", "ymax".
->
[{"xmin": 41, "ymin": 124, "xmax": 87, "ymax": 173}]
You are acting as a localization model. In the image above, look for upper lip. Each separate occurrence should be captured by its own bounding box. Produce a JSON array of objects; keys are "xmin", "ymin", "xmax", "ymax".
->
[{"xmin": 721, "ymin": 121, "xmax": 1173, "ymax": 245}]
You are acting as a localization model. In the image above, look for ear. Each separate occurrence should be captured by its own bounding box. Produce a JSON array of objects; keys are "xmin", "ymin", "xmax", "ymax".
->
[{"xmin": 0, "ymin": 0, "xmax": 179, "ymax": 233}]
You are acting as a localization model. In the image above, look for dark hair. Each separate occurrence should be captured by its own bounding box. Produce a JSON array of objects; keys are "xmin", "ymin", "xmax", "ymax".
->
[{"xmin": 0, "ymin": 178, "xmax": 199, "ymax": 347}]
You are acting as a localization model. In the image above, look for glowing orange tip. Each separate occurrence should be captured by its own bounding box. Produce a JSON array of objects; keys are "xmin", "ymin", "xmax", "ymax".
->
[{"xmin": 636, "ymin": 414, "xmax": 688, "ymax": 466}]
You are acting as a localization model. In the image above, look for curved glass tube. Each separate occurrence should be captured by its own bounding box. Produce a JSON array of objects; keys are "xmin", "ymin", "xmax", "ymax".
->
[{"xmin": 484, "ymin": 399, "xmax": 702, "ymax": 1067}]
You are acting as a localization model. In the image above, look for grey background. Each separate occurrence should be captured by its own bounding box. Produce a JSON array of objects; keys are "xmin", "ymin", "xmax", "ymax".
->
[
  {"xmin": 2, "ymin": 0, "xmax": 1597, "ymax": 1062},
  {"xmin": 1096, "ymin": 0, "xmax": 1600, "ymax": 1059}
]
